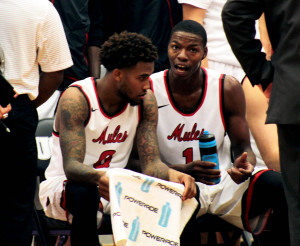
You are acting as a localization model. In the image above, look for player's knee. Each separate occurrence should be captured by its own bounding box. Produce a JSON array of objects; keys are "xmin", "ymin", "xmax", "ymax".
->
[{"xmin": 66, "ymin": 182, "xmax": 100, "ymax": 210}]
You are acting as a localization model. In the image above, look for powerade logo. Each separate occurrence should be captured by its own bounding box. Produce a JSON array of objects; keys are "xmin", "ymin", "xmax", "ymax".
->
[
  {"xmin": 115, "ymin": 182, "xmax": 122, "ymax": 205},
  {"xmin": 142, "ymin": 230, "xmax": 179, "ymax": 246},
  {"xmin": 156, "ymin": 183, "xmax": 182, "ymax": 199},
  {"xmin": 129, "ymin": 216, "xmax": 140, "ymax": 242},
  {"xmin": 159, "ymin": 202, "xmax": 171, "ymax": 227},
  {"xmin": 141, "ymin": 177, "xmax": 155, "ymax": 192},
  {"xmin": 124, "ymin": 195, "xmax": 158, "ymax": 213}
]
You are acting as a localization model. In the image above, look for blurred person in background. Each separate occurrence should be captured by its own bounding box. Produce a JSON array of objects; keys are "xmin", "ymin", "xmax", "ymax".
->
[
  {"xmin": 0, "ymin": 0, "xmax": 72, "ymax": 245},
  {"xmin": 38, "ymin": 0, "xmax": 103, "ymax": 119},
  {"xmin": 222, "ymin": 0, "xmax": 300, "ymax": 245}
]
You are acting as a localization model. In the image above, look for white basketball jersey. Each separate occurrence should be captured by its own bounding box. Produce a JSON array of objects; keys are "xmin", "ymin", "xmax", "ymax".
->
[
  {"xmin": 45, "ymin": 77, "xmax": 140, "ymax": 179},
  {"xmin": 150, "ymin": 68, "xmax": 232, "ymax": 171}
]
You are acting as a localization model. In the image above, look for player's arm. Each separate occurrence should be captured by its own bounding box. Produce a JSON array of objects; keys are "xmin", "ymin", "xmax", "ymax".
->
[
  {"xmin": 222, "ymin": 0, "xmax": 273, "ymax": 90},
  {"xmin": 136, "ymin": 89, "xmax": 196, "ymax": 200},
  {"xmin": 182, "ymin": 3, "xmax": 206, "ymax": 25},
  {"xmin": 169, "ymin": 161, "xmax": 221, "ymax": 185},
  {"xmin": 56, "ymin": 87, "xmax": 109, "ymax": 198},
  {"xmin": 33, "ymin": 71, "xmax": 64, "ymax": 108},
  {"xmin": 243, "ymin": 78, "xmax": 279, "ymax": 171},
  {"xmin": 223, "ymin": 75, "xmax": 256, "ymax": 184},
  {"xmin": 87, "ymin": 0, "xmax": 104, "ymax": 78},
  {"xmin": 128, "ymin": 131, "xmax": 220, "ymax": 185}
]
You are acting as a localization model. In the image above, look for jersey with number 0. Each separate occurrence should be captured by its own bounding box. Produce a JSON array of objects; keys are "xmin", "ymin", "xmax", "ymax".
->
[
  {"xmin": 150, "ymin": 68, "xmax": 231, "ymax": 172},
  {"xmin": 45, "ymin": 77, "xmax": 141, "ymax": 179}
]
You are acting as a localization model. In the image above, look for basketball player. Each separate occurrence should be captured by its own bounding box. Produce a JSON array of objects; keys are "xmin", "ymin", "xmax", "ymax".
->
[
  {"xmin": 148, "ymin": 20, "xmax": 288, "ymax": 245},
  {"xmin": 39, "ymin": 31, "xmax": 196, "ymax": 246}
]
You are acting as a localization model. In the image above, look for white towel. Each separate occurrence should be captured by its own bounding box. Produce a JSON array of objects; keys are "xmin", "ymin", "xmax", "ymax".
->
[{"xmin": 106, "ymin": 168, "xmax": 198, "ymax": 246}]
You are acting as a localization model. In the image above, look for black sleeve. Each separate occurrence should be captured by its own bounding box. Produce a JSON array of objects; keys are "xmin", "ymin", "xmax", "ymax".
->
[
  {"xmin": 87, "ymin": 0, "xmax": 105, "ymax": 48},
  {"xmin": 221, "ymin": 0, "xmax": 273, "ymax": 90}
]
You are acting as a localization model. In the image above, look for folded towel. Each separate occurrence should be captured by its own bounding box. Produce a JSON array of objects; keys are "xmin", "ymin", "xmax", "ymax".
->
[{"xmin": 106, "ymin": 168, "xmax": 198, "ymax": 246}]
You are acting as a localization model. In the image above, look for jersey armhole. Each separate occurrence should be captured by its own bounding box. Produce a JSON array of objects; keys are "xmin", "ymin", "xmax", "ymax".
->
[
  {"xmin": 219, "ymin": 74, "xmax": 226, "ymax": 132},
  {"xmin": 149, "ymin": 77, "xmax": 154, "ymax": 92}
]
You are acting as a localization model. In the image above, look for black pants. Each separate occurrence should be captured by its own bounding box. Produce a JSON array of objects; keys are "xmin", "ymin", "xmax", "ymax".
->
[
  {"xmin": 183, "ymin": 170, "xmax": 289, "ymax": 246},
  {"xmin": 277, "ymin": 124, "xmax": 300, "ymax": 246},
  {"xmin": 65, "ymin": 181, "xmax": 102, "ymax": 246},
  {"xmin": 0, "ymin": 95, "xmax": 38, "ymax": 246},
  {"xmin": 242, "ymin": 170, "xmax": 290, "ymax": 246}
]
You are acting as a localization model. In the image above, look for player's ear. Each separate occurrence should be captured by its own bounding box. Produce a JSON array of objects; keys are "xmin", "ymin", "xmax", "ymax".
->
[{"xmin": 112, "ymin": 68, "xmax": 123, "ymax": 82}]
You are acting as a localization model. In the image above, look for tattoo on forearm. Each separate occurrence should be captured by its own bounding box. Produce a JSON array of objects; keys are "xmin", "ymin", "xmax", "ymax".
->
[
  {"xmin": 57, "ymin": 90, "xmax": 91, "ymax": 180},
  {"xmin": 137, "ymin": 92, "xmax": 169, "ymax": 180}
]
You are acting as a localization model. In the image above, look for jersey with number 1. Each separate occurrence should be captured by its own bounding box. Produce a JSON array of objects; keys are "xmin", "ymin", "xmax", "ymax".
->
[
  {"xmin": 45, "ymin": 77, "xmax": 141, "ymax": 179},
  {"xmin": 150, "ymin": 68, "xmax": 232, "ymax": 171}
]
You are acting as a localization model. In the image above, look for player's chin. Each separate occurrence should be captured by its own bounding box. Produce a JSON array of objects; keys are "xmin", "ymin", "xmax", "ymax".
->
[{"xmin": 129, "ymin": 98, "xmax": 141, "ymax": 106}]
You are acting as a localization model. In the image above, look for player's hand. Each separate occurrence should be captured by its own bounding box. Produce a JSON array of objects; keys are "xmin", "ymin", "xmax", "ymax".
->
[
  {"xmin": 227, "ymin": 152, "xmax": 254, "ymax": 184},
  {"xmin": 0, "ymin": 104, "xmax": 11, "ymax": 119},
  {"xmin": 184, "ymin": 160, "xmax": 221, "ymax": 185},
  {"xmin": 97, "ymin": 172, "xmax": 110, "ymax": 201},
  {"xmin": 168, "ymin": 168, "xmax": 197, "ymax": 201}
]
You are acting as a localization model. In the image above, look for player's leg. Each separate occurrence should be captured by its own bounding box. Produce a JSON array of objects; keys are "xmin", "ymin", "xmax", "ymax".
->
[
  {"xmin": 65, "ymin": 181, "xmax": 102, "ymax": 246},
  {"xmin": 278, "ymin": 124, "xmax": 300, "ymax": 246},
  {"xmin": 0, "ymin": 95, "xmax": 38, "ymax": 246},
  {"xmin": 180, "ymin": 185, "xmax": 201, "ymax": 245},
  {"xmin": 241, "ymin": 170, "xmax": 290, "ymax": 246}
]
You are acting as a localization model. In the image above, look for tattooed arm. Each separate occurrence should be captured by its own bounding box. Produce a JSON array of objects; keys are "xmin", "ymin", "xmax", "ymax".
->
[
  {"xmin": 136, "ymin": 89, "xmax": 196, "ymax": 200},
  {"xmin": 55, "ymin": 87, "xmax": 109, "ymax": 199}
]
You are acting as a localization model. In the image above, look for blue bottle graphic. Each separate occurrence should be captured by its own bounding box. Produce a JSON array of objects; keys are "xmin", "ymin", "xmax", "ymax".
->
[
  {"xmin": 158, "ymin": 202, "xmax": 171, "ymax": 227},
  {"xmin": 115, "ymin": 182, "xmax": 122, "ymax": 205},
  {"xmin": 199, "ymin": 130, "xmax": 221, "ymax": 184},
  {"xmin": 141, "ymin": 177, "xmax": 154, "ymax": 193},
  {"xmin": 129, "ymin": 216, "xmax": 140, "ymax": 242}
]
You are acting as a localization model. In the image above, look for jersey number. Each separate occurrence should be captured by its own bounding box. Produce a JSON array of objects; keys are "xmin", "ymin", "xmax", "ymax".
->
[
  {"xmin": 93, "ymin": 150, "xmax": 116, "ymax": 169},
  {"xmin": 182, "ymin": 148, "xmax": 193, "ymax": 164}
]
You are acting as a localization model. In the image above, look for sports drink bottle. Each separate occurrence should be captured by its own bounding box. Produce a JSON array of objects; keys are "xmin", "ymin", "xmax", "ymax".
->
[{"xmin": 199, "ymin": 130, "xmax": 220, "ymax": 184}]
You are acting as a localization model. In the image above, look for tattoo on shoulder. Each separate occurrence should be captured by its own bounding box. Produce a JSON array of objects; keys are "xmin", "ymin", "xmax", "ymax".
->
[
  {"xmin": 58, "ymin": 90, "xmax": 88, "ymax": 164},
  {"xmin": 59, "ymin": 89, "xmax": 89, "ymax": 127}
]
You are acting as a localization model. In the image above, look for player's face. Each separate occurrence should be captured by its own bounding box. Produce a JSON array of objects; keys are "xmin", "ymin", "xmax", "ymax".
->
[
  {"xmin": 168, "ymin": 31, "xmax": 207, "ymax": 78},
  {"xmin": 119, "ymin": 61, "xmax": 154, "ymax": 106}
]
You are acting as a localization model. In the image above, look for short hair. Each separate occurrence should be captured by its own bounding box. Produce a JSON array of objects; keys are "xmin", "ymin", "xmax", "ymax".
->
[
  {"xmin": 100, "ymin": 31, "xmax": 158, "ymax": 71},
  {"xmin": 170, "ymin": 20, "xmax": 207, "ymax": 47}
]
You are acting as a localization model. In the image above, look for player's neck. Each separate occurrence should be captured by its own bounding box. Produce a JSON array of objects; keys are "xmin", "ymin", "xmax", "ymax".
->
[
  {"xmin": 96, "ymin": 77, "xmax": 127, "ymax": 115},
  {"xmin": 168, "ymin": 67, "xmax": 203, "ymax": 95}
]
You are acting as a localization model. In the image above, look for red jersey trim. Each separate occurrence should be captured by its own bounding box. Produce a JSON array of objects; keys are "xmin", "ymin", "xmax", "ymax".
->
[
  {"xmin": 244, "ymin": 169, "xmax": 271, "ymax": 234},
  {"xmin": 53, "ymin": 131, "xmax": 59, "ymax": 137},
  {"xmin": 149, "ymin": 77, "xmax": 154, "ymax": 93},
  {"xmin": 163, "ymin": 69, "xmax": 207, "ymax": 116},
  {"xmin": 83, "ymin": 32, "xmax": 88, "ymax": 65},
  {"xmin": 65, "ymin": 75, "xmax": 78, "ymax": 82},
  {"xmin": 51, "ymin": 83, "xmax": 91, "ymax": 135},
  {"xmin": 166, "ymin": 0, "xmax": 174, "ymax": 28},
  {"xmin": 93, "ymin": 78, "xmax": 129, "ymax": 119},
  {"xmin": 219, "ymin": 74, "xmax": 226, "ymax": 131},
  {"xmin": 71, "ymin": 81, "xmax": 92, "ymax": 127}
]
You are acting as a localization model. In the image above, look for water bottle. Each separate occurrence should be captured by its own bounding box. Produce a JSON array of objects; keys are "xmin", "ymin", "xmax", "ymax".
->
[{"xmin": 199, "ymin": 130, "xmax": 220, "ymax": 184}]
